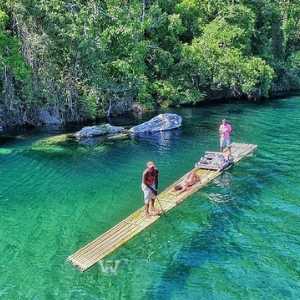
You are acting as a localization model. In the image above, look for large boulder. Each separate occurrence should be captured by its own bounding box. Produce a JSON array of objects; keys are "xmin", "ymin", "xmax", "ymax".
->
[
  {"xmin": 75, "ymin": 124, "xmax": 126, "ymax": 139},
  {"xmin": 129, "ymin": 113, "xmax": 182, "ymax": 134}
]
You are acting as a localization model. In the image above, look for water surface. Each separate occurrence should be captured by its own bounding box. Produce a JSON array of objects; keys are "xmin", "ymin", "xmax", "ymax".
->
[{"xmin": 1, "ymin": 97, "xmax": 300, "ymax": 299}]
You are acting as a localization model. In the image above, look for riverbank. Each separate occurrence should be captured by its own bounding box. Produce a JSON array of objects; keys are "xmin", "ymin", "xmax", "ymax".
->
[
  {"xmin": 1, "ymin": 90, "xmax": 299, "ymax": 135},
  {"xmin": 2, "ymin": 1, "xmax": 300, "ymax": 138}
]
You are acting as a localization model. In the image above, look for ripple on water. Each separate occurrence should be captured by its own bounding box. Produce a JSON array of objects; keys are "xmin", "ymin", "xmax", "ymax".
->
[{"xmin": 1, "ymin": 97, "xmax": 300, "ymax": 299}]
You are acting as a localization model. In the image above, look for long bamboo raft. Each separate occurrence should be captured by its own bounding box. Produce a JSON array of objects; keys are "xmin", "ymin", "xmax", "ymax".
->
[{"xmin": 68, "ymin": 142, "xmax": 257, "ymax": 271}]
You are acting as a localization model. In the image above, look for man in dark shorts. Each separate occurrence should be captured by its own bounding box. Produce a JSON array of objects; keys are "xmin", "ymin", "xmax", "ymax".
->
[{"xmin": 141, "ymin": 161, "xmax": 159, "ymax": 217}]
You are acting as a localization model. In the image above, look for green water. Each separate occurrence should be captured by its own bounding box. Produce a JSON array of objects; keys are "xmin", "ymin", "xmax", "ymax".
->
[{"xmin": 1, "ymin": 97, "xmax": 300, "ymax": 300}]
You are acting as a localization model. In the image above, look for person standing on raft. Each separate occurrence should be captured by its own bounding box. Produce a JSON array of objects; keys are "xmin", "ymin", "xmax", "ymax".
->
[
  {"xmin": 219, "ymin": 119, "xmax": 232, "ymax": 153},
  {"xmin": 142, "ymin": 161, "xmax": 160, "ymax": 217}
]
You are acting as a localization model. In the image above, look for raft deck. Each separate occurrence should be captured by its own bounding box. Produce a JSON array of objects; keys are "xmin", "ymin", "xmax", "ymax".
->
[{"xmin": 68, "ymin": 142, "xmax": 257, "ymax": 271}]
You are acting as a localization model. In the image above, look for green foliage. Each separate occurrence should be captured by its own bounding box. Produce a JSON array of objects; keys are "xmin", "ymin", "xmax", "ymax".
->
[
  {"xmin": 289, "ymin": 51, "xmax": 300, "ymax": 70},
  {"xmin": 182, "ymin": 14, "xmax": 275, "ymax": 97},
  {"xmin": 0, "ymin": 9, "xmax": 29, "ymax": 81},
  {"xmin": 286, "ymin": 51, "xmax": 300, "ymax": 88},
  {"xmin": 0, "ymin": 0, "xmax": 299, "ymax": 125}
]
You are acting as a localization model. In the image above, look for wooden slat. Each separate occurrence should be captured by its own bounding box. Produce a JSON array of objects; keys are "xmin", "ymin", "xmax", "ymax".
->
[{"xmin": 68, "ymin": 143, "xmax": 257, "ymax": 271}]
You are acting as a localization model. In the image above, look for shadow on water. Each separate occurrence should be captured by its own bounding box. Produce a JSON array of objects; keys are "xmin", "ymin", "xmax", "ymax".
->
[
  {"xmin": 145, "ymin": 160, "xmax": 277, "ymax": 300},
  {"xmin": 0, "ymin": 135, "xmax": 17, "ymax": 145}
]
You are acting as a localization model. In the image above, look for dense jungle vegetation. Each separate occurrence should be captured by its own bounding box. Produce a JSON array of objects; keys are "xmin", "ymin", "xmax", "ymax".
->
[{"xmin": 0, "ymin": 0, "xmax": 300, "ymax": 127}]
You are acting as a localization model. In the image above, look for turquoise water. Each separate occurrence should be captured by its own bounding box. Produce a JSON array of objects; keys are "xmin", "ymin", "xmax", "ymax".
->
[{"xmin": 1, "ymin": 97, "xmax": 300, "ymax": 299}]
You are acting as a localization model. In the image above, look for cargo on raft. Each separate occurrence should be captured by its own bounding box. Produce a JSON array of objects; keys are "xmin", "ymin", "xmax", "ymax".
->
[{"xmin": 195, "ymin": 151, "xmax": 233, "ymax": 171}]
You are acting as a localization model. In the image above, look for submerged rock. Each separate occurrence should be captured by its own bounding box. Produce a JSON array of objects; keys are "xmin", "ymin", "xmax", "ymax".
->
[
  {"xmin": 129, "ymin": 113, "xmax": 182, "ymax": 134},
  {"xmin": 34, "ymin": 134, "xmax": 73, "ymax": 146},
  {"xmin": 0, "ymin": 148, "xmax": 13, "ymax": 155},
  {"xmin": 32, "ymin": 134, "xmax": 76, "ymax": 152},
  {"xmin": 75, "ymin": 124, "xmax": 126, "ymax": 139}
]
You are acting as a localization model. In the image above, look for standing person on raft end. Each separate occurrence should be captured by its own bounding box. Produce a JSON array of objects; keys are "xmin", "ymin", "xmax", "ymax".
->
[
  {"xmin": 141, "ymin": 161, "xmax": 160, "ymax": 217},
  {"xmin": 219, "ymin": 119, "xmax": 233, "ymax": 153}
]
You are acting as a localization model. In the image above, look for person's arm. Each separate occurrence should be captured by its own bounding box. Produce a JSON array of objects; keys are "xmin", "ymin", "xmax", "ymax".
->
[
  {"xmin": 154, "ymin": 169, "xmax": 159, "ymax": 192},
  {"xmin": 219, "ymin": 125, "xmax": 223, "ymax": 136},
  {"xmin": 225, "ymin": 123, "xmax": 232, "ymax": 134},
  {"xmin": 142, "ymin": 170, "xmax": 147, "ymax": 185}
]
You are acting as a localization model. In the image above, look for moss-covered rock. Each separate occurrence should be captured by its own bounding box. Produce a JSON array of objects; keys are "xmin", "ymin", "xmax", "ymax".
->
[
  {"xmin": 31, "ymin": 129, "xmax": 130, "ymax": 154},
  {"xmin": 106, "ymin": 132, "xmax": 130, "ymax": 141},
  {"xmin": 31, "ymin": 134, "xmax": 76, "ymax": 152}
]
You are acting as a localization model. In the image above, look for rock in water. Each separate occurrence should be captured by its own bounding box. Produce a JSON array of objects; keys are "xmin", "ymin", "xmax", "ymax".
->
[
  {"xmin": 0, "ymin": 148, "xmax": 13, "ymax": 155},
  {"xmin": 75, "ymin": 124, "xmax": 126, "ymax": 139},
  {"xmin": 129, "ymin": 113, "xmax": 182, "ymax": 134},
  {"xmin": 32, "ymin": 134, "xmax": 75, "ymax": 153}
]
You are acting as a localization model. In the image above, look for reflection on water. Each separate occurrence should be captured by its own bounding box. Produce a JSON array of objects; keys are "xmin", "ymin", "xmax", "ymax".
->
[
  {"xmin": 213, "ymin": 172, "xmax": 233, "ymax": 189},
  {"xmin": 132, "ymin": 129, "xmax": 182, "ymax": 153}
]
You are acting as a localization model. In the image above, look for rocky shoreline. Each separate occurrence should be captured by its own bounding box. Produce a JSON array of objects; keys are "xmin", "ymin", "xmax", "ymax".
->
[{"xmin": 0, "ymin": 89, "xmax": 299, "ymax": 134}]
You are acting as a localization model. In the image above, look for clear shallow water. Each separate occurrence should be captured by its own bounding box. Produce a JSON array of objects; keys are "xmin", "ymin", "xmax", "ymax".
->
[{"xmin": 1, "ymin": 97, "xmax": 300, "ymax": 299}]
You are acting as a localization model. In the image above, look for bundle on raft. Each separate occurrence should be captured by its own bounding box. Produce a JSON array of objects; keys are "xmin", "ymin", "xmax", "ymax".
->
[{"xmin": 195, "ymin": 151, "xmax": 233, "ymax": 171}]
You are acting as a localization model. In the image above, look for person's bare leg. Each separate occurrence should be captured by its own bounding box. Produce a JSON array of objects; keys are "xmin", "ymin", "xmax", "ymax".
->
[
  {"xmin": 150, "ymin": 198, "xmax": 160, "ymax": 215},
  {"xmin": 179, "ymin": 176, "xmax": 200, "ymax": 193},
  {"xmin": 145, "ymin": 203, "xmax": 150, "ymax": 217},
  {"xmin": 176, "ymin": 183, "xmax": 188, "ymax": 194},
  {"xmin": 149, "ymin": 198, "xmax": 154, "ymax": 215}
]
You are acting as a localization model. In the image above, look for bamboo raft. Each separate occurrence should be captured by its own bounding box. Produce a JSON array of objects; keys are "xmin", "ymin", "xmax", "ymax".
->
[{"xmin": 68, "ymin": 142, "xmax": 257, "ymax": 271}]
